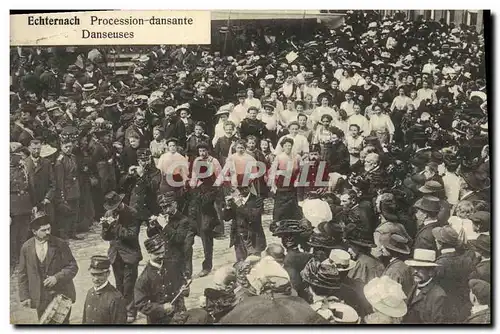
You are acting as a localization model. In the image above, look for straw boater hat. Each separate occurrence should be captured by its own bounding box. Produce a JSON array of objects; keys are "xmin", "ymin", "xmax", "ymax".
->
[
  {"xmin": 40, "ymin": 144, "xmax": 58, "ymax": 158},
  {"xmin": 404, "ymin": 249, "xmax": 440, "ymax": 267},
  {"xmin": 82, "ymin": 83, "xmax": 97, "ymax": 92},
  {"xmin": 326, "ymin": 249, "xmax": 356, "ymax": 272},
  {"xmin": 363, "ymin": 276, "xmax": 407, "ymax": 318},
  {"xmin": 328, "ymin": 303, "xmax": 360, "ymax": 324}
]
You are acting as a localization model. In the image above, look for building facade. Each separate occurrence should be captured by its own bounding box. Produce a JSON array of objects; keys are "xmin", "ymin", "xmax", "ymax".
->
[{"xmin": 380, "ymin": 10, "xmax": 485, "ymax": 32}]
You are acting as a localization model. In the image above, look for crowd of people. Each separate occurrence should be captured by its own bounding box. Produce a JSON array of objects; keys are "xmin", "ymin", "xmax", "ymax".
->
[{"xmin": 11, "ymin": 10, "xmax": 490, "ymax": 325}]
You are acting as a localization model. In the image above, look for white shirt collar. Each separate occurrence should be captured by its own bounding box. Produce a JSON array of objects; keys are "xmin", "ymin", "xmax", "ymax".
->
[
  {"xmin": 471, "ymin": 304, "xmax": 489, "ymax": 314},
  {"xmin": 35, "ymin": 238, "xmax": 47, "ymax": 246},
  {"xmin": 441, "ymin": 248, "xmax": 456, "ymax": 254},
  {"xmin": 150, "ymin": 260, "xmax": 162, "ymax": 269},
  {"xmin": 94, "ymin": 280, "xmax": 109, "ymax": 292},
  {"xmin": 481, "ymin": 257, "xmax": 490, "ymax": 263},
  {"xmin": 417, "ymin": 277, "xmax": 433, "ymax": 289},
  {"xmin": 423, "ymin": 219, "xmax": 438, "ymax": 226}
]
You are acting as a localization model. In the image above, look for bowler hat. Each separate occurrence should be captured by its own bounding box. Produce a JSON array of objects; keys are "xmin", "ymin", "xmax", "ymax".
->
[
  {"xmin": 432, "ymin": 226, "xmax": 459, "ymax": 247},
  {"xmin": 103, "ymin": 191, "xmax": 125, "ymax": 211},
  {"xmin": 383, "ymin": 233, "xmax": 411, "ymax": 255},
  {"xmin": 468, "ymin": 279, "xmax": 490, "ymax": 305},
  {"xmin": 469, "ymin": 234, "xmax": 490, "ymax": 254},
  {"xmin": 418, "ymin": 180, "xmax": 444, "ymax": 194},
  {"xmin": 144, "ymin": 234, "xmax": 166, "ymax": 254},
  {"xmin": 413, "ymin": 195, "xmax": 441, "ymax": 213},
  {"xmin": 89, "ymin": 255, "xmax": 111, "ymax": 273}
]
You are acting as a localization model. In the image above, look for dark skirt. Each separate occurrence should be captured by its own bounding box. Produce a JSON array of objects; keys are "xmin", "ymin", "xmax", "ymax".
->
[{"xmin": 273, "ymin": 189, "xmax": 302, "ymax": 222}]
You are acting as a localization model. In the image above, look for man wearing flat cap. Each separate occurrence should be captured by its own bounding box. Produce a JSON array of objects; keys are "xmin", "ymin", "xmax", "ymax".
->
[
  {"xmin": 101, "ymin": 191, "xmax": 142, "ymax": 323},
  {"xmin": 412, "ymin": 195, "xmax": 441, "ymax": 252},
  {"xmin": 466, "ymin": 279, "xmax": 490, "ymax": 324},
  {"xmin": 82, "ymin": 255, "xmax": 127, "ymax": 324},
  {"xmin": 135, "ymin": 234, "xmax": 187, "ymax": 324},
  {"xmin": 18, "ymin": 208, "xmax": 78, "ymax": 322},
  {"xmin": 432, "ymin": 226, "xmax": 476, "ymax": 322}
]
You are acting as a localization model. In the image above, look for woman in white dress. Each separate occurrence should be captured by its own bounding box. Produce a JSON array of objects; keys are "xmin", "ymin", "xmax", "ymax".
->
[{"xmin": 368, "ymin": 104, "xmax": 395, "ymax": 145}]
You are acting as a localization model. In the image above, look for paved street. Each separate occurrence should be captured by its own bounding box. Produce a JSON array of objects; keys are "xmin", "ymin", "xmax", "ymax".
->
[{"xmin": 10, "ymin": 199, "xmax": 279, "ymax": 324}]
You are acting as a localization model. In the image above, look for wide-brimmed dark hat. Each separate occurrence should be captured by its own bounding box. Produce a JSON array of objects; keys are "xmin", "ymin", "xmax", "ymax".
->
[
  {"xmin": 383, "ymin": 233, "xmax": 411, "ymax": 255},
  {"xmin": 301, "ymin": 259, "xmax": 341, "ymax": 291},
  {"xmin": 470, "ymin": 211, "xmax": 490, "ymax": 231},
  {"xmin": 418, "ymin": 180, "xmax": 444, "ymax": 194},
  {"xmin": 272, "ymin": 219, "xmax": 308, "ymax": 237},
  {"xmin": 307, "ymin": 231, "xmax": 338, "ymax": 249},
  {"xmin": 89, "ymin": 255, "xmax": 111, "ymax": 273},
  {"xmin": 317, "ymin": 221, "xmax": 343, "ymax": 240},
  {"xmin": 413, "ymin": 195, "xmax": 441, "ymax": 213},
  {"xmin": 103, "ymin": 191, "xmax": 125, "ymax": 211},
  {"xmin": 344, "ymin": 223, "xmax": 376, "ymax": 248},
  {"xmin": 144, "ymin": 234, "xmax": 166, "ymax": 254},
  {"xmin": 469, "ymin": 234, "xmax": 490, "ymax": 254},
  {"xmin": 460, "ymin": 171, "xmax": 490, "ymax": 191}
]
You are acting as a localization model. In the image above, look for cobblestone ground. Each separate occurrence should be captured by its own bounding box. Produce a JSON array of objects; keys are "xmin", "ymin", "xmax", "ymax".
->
[{"xmin": 10, "ymin": 198, "xmax": 279, "ymax": 325}]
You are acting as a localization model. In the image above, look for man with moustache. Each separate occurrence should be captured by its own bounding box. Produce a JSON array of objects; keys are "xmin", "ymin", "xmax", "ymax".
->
[
  {"xmin": 412, "ymin": 196, "xmax": 441, "ymax": 252},
  {"xmin": 125, "ymin": 109, "xmax": 152, "ymax": 149},
  {"xmin": 297, "ymin": 144, "xmax": 330, "ymax": 202},
  {"xmin": 18, "ymin": 209, "xmax": 78, "ymax": 322},
  {"xmin": 82, "ymin": 255, "xmax": 127, "ymax": 324},
  {"xmin": 403, "ymin": 249, "xmax": 447, "ymax": 324},
  {"xmin": 362, "ymin": 152, "xmax": 390, "ymax": 199}
]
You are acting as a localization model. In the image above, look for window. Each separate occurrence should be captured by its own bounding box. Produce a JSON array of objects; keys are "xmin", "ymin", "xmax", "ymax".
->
[
  {"xmin": 469, "ymin": 11, "xmax": 478, "ymax": 26},
  {"xmin": 448, "ymin": 10, "xmax": 455, "ymax": 24},
  {"xmin": 424, "ymin": 10, "xmax": 432, "ymax": 20}
]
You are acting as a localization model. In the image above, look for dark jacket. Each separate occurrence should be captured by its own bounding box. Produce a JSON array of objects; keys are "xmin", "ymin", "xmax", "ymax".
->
[
  {"xmin": 134, "ymin": 262, "xmax": 185, "ymax": 324},
  {"xmin": 413, "ymin": 220, "xmax": 439, "ymax": 252},
  {"xmin": 348, "ymin": 253, "xmax": 384, "ymax": 285},
  {"xmin": 323, "ymin": 141, "xmax": 350, "ymax": 175},
  {"xmin": 186, "ymin": 133, "xmax": 212, "ymax": 160},
  {"xmin": 163, "ymin": 118, "xmax": 186, "ymax": 147},
  {"xmin": 334, "ymin": 277, "xmax": 373, "ymax": 318},
  {"xmin": 10, "ymin": 163, "xmax": 32, "ymax": 216},
  {"xmin": 82, "ymin": 282, "xmax": 127, "ymax": 324},
  {"xmin": 214, "ymin": 135, "xmax": 238, "ymax": 167},
  {"xmin": 54, "ymin": 153, "xmax": 81, "ymax": 202},
  {"xmin": 239, "ymin": 118, "xmax": 266, "ymax": 141},
  {"xmin": 125, "ymin": 124, "xmax": 152, "ymax": 148},
  {"xmin": 381, "ymin": 258, "xmax": 415, "ymax": 298},
  {"xmin": 284, "ymin": 248, "xmax": 312, "ymax": 293},
  {"xmin": 89, "ymin": 139, "xmax": 116, "ymax": 193},
  {"xmin": 221, "ymin": 194, "xmax": 264, "ymax": 249},
  {"xmin": 434, "ymin": 249, "xmax": 476, "ymax": 322},
  {"xmin": 468, "ymin": 259, "xmax": 490, "ymax": 283},
  {"xmin": 404, "ymin": 280, "xmax": 447, "ymax": 324},
  {"xmin": 465, "ymin": 308, "xmax": 490, "ymax": 324},
  {"xmin": 18, "ymin": 236, "xmax": 78, "ymax": 309},
  {"xmin": 122, "ymin": 165, "xmax": 161, "ymax": 221},
  {"xmin": 101, "ymin": 205, "xmax": 142, "ymax": 264},
  {"xmin": 25, "ymin": 156, "xmax": 55, "ymax": 215},
  {"xmin": 162, "ymin": 210, "xmax": 195, "ymax": 273}
]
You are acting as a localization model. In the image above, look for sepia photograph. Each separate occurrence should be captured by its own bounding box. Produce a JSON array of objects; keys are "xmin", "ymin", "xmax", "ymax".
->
[{"xmin": 9, "ymin": 9, "xmax": 491, "ymax": 325}]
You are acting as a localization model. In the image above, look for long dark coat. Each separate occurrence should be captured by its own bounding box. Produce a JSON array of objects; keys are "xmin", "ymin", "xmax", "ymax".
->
[
  {"xmin": 18, "ymin": 236, "xmax": 78, "ymax": 310},
  {"xmin": 468, "ymin": 259, "xmax": 490, "ymax": 283},
  {"xmin": 25, "ymin": 156, "xmax": 55, "ymax": 219},
  {"xmin": 122, "ymin": 165, "xmax": 161, "ymax": 221},
  {"xmin": 82, "ymin": 283, "xmax": 127, "ymax": 324},
  {"xmin": 413, "ymin": 221, "xmax": 440, "ymax": 252}
]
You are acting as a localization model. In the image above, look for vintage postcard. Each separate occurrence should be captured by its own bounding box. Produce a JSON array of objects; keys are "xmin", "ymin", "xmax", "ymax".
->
[{"xmin": 9, "ymin": 9, "xmax": 490, "ymax": 325}]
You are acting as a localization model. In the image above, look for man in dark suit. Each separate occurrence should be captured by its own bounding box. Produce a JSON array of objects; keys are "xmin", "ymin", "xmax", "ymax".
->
[
  {"xmin": 82, "ymin": 255, "xmax": 127, "ymax": 324},
  {"xmin": 432, "ymin": 226, "xmax": 475, "ymax": 322},
  {"xmin": 125, "ymin": 109, "xmax": 152, "ymax": 149},
  {"xmin": 221, "ymin": 184, "xmax": 265, "ymax": 262},
  {"xmin": 158, "ymin": 192, "xmax": 196, "ymax": 281},
  {"xmin": 54, "ymin": 138, "xmax": 82, "ymax": 240},
  {"xmin": 101, "ymin": 191, "xmax": 142, "ymax": 323},
  {"xmin": 25, "ymin": 140, "xmax": 55, "ymax": 214},
  {"xmin": 412, "ymin": 196, "xmax": 441, "ymax": 252},
  {"xmin": 403, "ymin": 249, "xmax": 447, "ymax": 324},
  {"xmin": 120, "ymin": 149, "xmax": 161, "ymax": 223},
  {"xmin": 18, "ymin": 209, "xmax": 78, "ymax": 322},
  {"xmin": 162, "ymin": 106, "xmax": 186, "ymax": 148}
]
